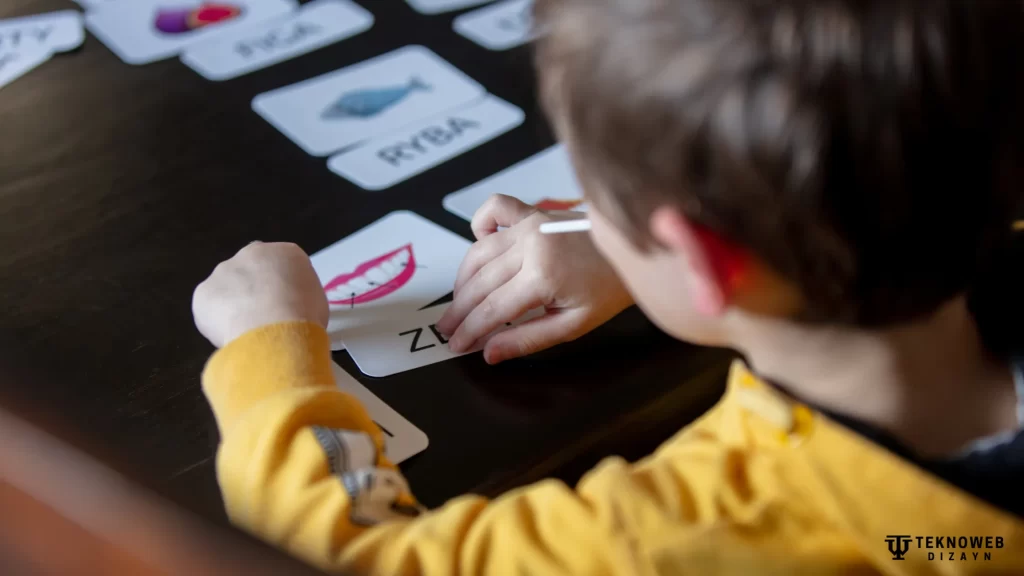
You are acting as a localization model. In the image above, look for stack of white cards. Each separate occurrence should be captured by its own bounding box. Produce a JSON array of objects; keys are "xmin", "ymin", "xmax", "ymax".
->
[
  {"xmin": 0, "ymin": 11, "xmax": 85, "ymax": 91},
  {"xmin": 253, "ymin": 45, "xmax": 525, "ymax": 190}
]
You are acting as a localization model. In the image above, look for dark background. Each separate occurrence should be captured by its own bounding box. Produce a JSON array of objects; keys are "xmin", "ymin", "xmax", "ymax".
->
[{"xmin": 0, "ymin": 0, "xmax": 731, "ymax": 525}]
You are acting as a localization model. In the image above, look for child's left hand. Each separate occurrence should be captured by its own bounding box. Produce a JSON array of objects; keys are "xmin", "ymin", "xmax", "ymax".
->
[{"xmin": 192, "ymin": 242, "xmax": 329, "ymax": 348}]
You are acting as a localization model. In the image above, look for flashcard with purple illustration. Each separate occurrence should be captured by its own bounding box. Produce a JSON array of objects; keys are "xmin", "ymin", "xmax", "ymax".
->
[
  {"xmin": 182, "ymin": 0, "xmax": 374, "ymax": 81},
  {"xmin": 310, "ymin": 211, "xmax": 471, "ymax": 351},
  {"xmin": 85, "ymin": 0, "xmax": 297, "ymax": 65}
]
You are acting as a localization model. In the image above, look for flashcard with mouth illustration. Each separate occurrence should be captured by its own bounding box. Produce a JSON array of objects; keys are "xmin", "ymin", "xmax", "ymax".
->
[
  {"xmin": 344, "ymin": 302, "xmax": 544, "ymax": 377},
  {"xmin": 442, "ymin": 144, "xmax": 585, "ymax": 222},
  {"xmin": 405, "ymin": 0, "xmax": 494, "ymax": 15},
  {"xmin": 252, "ymin": 45, "xmax": 486, "ymax": 157},
  {"xmin": 182, "ymin": 0, "xmax": 373, "ymax": 81},
  {"xmin": 310, "ymin": 211, "xmax": 471, "ymax": 351},
  {"xmin": 453, "ymin": 0, "xmax": 535, "ymax": 51},
  {"xmin": 85, "ymin": 0, "xmax": 297, "ymax": 65},
  {"xmin": 331, "ymin": 361, "xmax": 428, "ymax": 463}
]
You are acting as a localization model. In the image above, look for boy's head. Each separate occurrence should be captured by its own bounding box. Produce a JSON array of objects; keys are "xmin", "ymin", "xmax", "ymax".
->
[{"xmin": 534, "ymin": 0, "xmax": 1022, "ymax": 345}]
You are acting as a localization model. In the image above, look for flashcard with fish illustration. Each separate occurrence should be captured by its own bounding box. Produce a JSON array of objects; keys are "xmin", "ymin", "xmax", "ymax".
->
[
  {"xmin": 85, "ymin": 0, "xmax": 296, "ymax": 65},
  {"xmin": 327, "ymin": 95, "xmax": 524, "ymax": 190},
  {"xmin": 442, "ymin": 144, "xmax": 585, "ymax": 222},
  {"xmin": 344, "ymin": 302, "xmax": 544, "ymax": 378},
  {"xmin": 453, "ymin": 0, "xmax": 535, "ymax": 51},
  {"xmin": 0, "ymin": 10, "xmax": 85, "ymax": 56},
  {"xmin": 252, "ymin": 45, "xmax": 486, "ymax": 156},
  {"xmin": 404, "ymin": 0, "xmax": 494, "ymax": 15},
  {"xmin": 182, "ymin": 0, "xmax": 373, "ymax": 81},
  {"xmin": 309, "ymin": 211, "xmax": 471, "ymax": 351},
  {"xmin": 331, "ymin": 361, "xmax": 428, "ymax": 463}
]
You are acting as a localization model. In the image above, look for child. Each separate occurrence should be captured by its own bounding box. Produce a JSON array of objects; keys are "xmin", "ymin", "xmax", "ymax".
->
[{"xmin": 192, "ymin": 0, "xmax": 1024, "ymax": 573}]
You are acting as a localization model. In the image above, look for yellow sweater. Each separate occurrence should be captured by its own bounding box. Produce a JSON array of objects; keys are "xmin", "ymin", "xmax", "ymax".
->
[{"xmin": 202, "ymin": 321, "xmax": 1024, "ymax": 575}]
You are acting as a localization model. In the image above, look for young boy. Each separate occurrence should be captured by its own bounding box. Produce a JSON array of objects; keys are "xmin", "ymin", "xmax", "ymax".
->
[{"xmin": 192, "ymin": 0, "xmax": 1024, "ymax": 573}]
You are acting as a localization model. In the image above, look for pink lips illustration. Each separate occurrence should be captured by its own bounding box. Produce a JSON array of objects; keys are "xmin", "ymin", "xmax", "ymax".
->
[{"xmin": 323, "ymin": 244, "xmax": 416, "ymax": 307}]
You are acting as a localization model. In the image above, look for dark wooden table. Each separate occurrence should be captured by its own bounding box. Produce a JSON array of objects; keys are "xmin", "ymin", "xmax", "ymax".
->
[{"xmin": 0, "ymin": 0, "xmax": 733, "ymax": 525}]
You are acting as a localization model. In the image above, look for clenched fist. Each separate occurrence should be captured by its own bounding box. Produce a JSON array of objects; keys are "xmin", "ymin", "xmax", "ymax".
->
[{"xmin": 193, "ymin": 242, "xmax": 328, "ymax": 348}]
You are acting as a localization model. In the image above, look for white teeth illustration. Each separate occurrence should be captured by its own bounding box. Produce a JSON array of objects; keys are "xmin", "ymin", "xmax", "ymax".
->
[
  {"xmin": 326, "ymin": 248, "xmax": 414, "ymax": 303},
  {"xmin": 326, "ymin": 283, "xmax": 353, "ymax": 300},
  {"xmin": 364, "ymin": 266, "xmax": 389, "ymax": 284},
  {"xmin": 348, "ymin": 276, "xmax": 372, "ymax": 291}
]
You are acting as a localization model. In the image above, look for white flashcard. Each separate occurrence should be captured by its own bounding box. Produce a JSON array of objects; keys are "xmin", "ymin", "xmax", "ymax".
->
[
  {"xmin": 310, "ymin": 211, "xmax": 471, "ymax": 351},
  {"xmin": 344, "ymin": 303, "xmax": 543, "ymax": 378},
  {"xmin": 182, "ymin": 0, "xmax": 373, "ymax": 81},
  {"xmin": 453, "ymin": 0, "xmax": 534, "ymax": 51},
  {"xmin": 72, "ymin": 0, "xmax": 117, "ymax": 8},
  {"xmin": 85, "ymin": 0, "xmax": 297, "ymax": 65},
  {"xmin": 327, "ymin": 95, "xmax": 524, "ymax": 190},
  {"xmin": 405, "ymin": 0, "xmax": 494, "ymax": 15},
  {"xmin": 331, "ymin": 362, "xmax": 428, "ymax": 463},
  {"xmin": 442, "ymin": 144, "xmax": 585, "ymax": 221},
  {"xmin": 0, "ymin": 43, "xmax": 50, "ymax": 91},
  {"xmin": 0, "ymin": 10, "xmax": 84, "ymax": 55},
  {"xmin": 252, "ymin": 45, "xmax": 486, "ymax": 156}
]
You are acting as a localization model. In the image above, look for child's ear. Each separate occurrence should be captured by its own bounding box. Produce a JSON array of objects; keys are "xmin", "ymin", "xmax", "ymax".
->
[{"xmin": 649, "ymin": 206, "xmax": 746, "ymax": 316}]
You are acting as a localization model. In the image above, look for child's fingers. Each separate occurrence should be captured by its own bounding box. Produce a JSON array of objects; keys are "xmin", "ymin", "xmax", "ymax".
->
[
  {"xmin": 446, "ymin": 273, "xmax": 542, "ymax": 353},
  {"xmin": 438, "ymin": 253, "xmax": 521, "ymax": 336},
  {"xmin": 481, "ymin": 309, "xmax": 588, "ymax": 364},
  {"xmin": 453, "ymin": 231, "xmax": 516, "ymax": 295},
  {"xmin": 470, "ymin": 194, "xmax": 537, "ymax": 240}
]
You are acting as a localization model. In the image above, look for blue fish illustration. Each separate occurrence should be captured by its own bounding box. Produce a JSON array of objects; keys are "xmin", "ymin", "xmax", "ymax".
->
[{"xmin": 321, "ymin": 77, "xmax": 432, "ymax": 120}]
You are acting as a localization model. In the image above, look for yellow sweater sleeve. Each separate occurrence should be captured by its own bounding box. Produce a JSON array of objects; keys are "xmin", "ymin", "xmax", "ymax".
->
[{"xmin": 202, "ymin": 322, "xmax": 736, "ymax": 575}]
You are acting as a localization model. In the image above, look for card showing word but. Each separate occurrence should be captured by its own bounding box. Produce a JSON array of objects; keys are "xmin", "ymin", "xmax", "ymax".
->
[
  {"xmin": 453, "ymin": 0, "xmax": 534, "ymax": 51},
  {"xmin": 182, "ymin": 0, "xmax": 373, "ymax": 81},
  {"xmin": 327, "ymin": 95, "xmax": 525, "ymax": 190}
]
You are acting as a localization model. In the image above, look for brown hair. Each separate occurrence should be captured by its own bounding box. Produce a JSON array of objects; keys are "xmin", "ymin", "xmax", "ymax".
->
[{"xmin": 534, "ymin": 0, "xmax": 1023, "ymax": 328}]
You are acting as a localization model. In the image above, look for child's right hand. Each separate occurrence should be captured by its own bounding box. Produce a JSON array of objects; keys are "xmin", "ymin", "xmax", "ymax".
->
[
  {"xmin": 192, "ymin": 242, "xmax": 329, "ymax": 349},
  {"xmin": 436, "ymin": 195, "xmax": 633, "ymax": 364}
]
